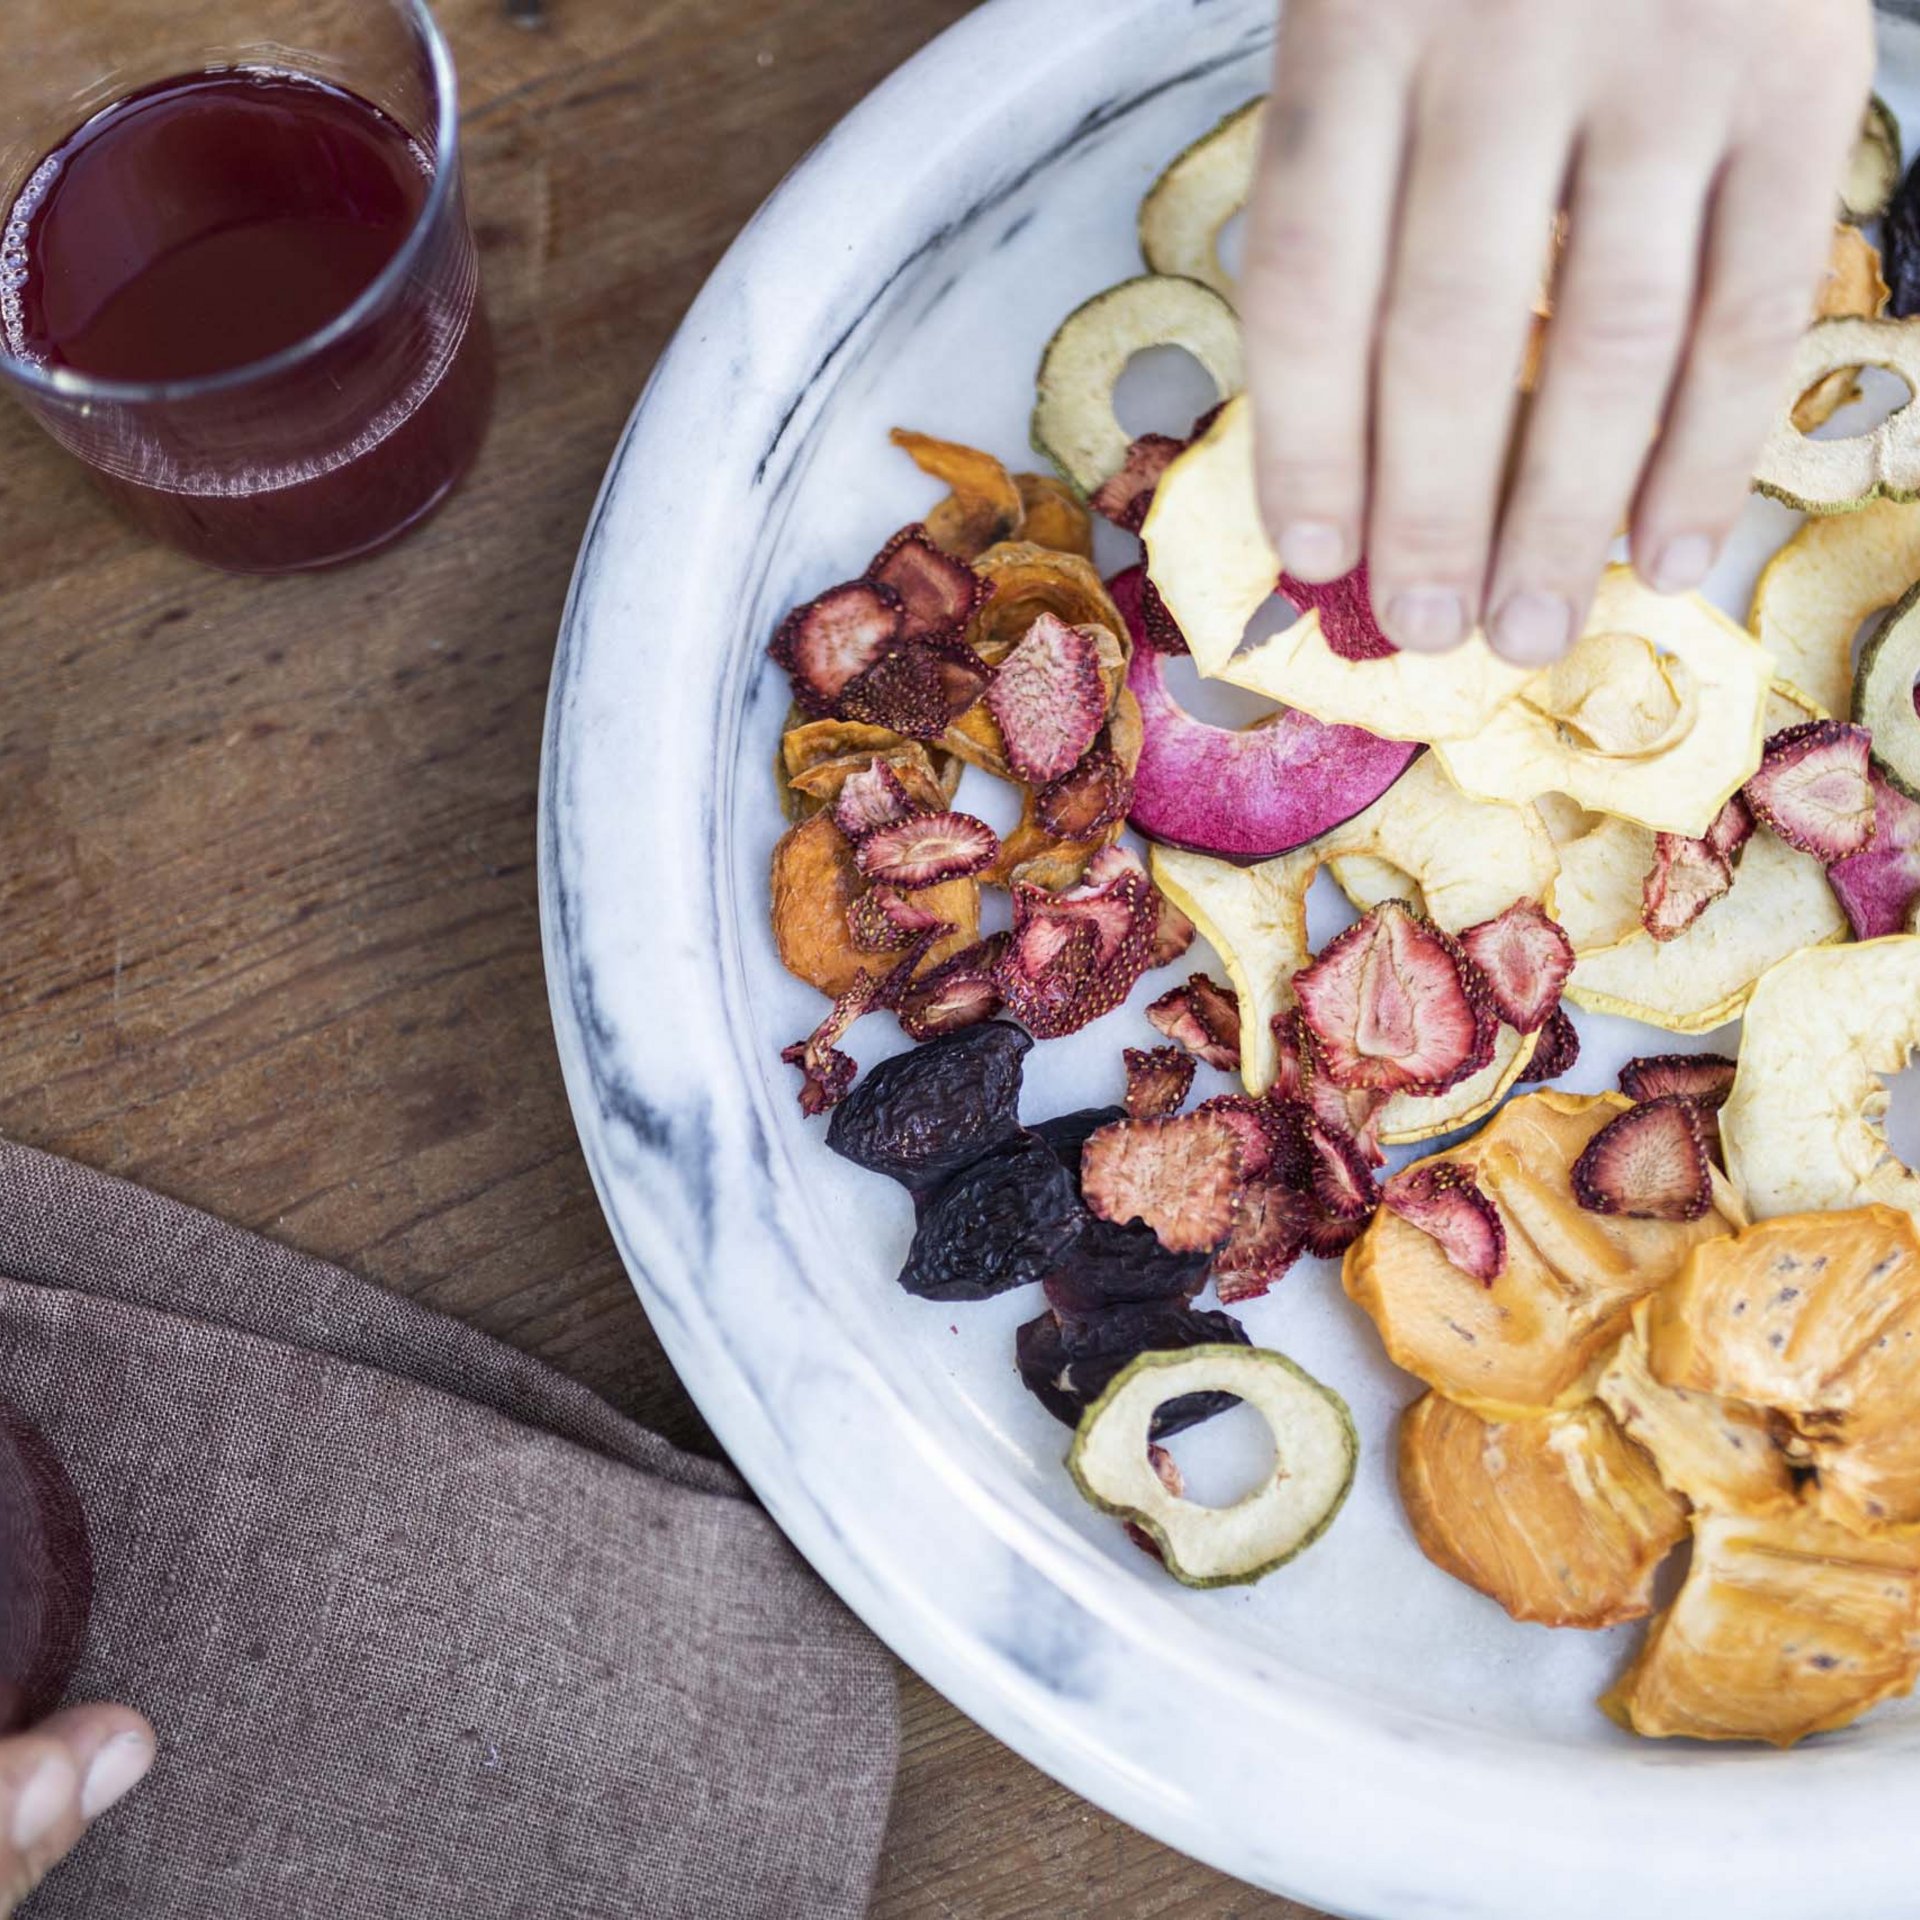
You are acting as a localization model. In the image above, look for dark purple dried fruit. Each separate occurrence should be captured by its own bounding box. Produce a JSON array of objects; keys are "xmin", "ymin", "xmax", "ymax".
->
[
  {"xmin": 0, "ymin": 1404, "xmax": 93, "ymax": 1734},
  {"xmin": 1887, "ymin": 157, "xmax": 1920, "ymax": 318},
  {"xmin": 1014, "ymin": 1302, "xmax": 1251, "ymax": 1438},
  {"xmin": 897, "ymin": 1132, "xmax": 1085, "ymax": 1302},
  {"xmin": 826, "ymin": 1021, "xmax": 1032, "ymax": 1191},
  {"xmin": 1032, "ymin": 1106, "xmax": 1127, "ymax": 1176}
]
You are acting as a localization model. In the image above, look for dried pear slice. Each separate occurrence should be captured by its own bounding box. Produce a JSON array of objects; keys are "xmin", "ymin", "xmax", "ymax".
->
[
  {"xmin": 1431, "ymin": 568, "xmax": 1773, "ymax": 838},
  {"xmin": 1031, "ymin": 275, "xmax": 1244, "ymax": 494},
  {"xmin": 1721, "ymin": 938, "xmax": 1920, "ymax": 1225},
  {"xmin": 1842, "ymin": 95, "xmax": 1902, "ymax": 223},
  {"xmin": 1551, "ymin": 814, "xmax": 1656, "ymax": 957},
  {"xmin": 1399, "ymin": 1394, "xmax": 1688, "ymax": 1628},
  {"xmin": 1752, "ymin": 317, "xmax": 1920, "ymax": 514},
  {"xmin": 1603, "ymin": 1504, "xmax": 1920, "ymax": 1746},
  {"xmin": 1594, "ymin": 1306, "xmax": 1797, "ymax": 1516},
  {"xmin": 1343, "ymin": 1092, "xmax": 1745, "ymax": 1411},
  {"xmin": 1068, "ymin": 1345, "xmax": 1356, "ymax": 1587},
  {"xmin": 1137, "ymin": 97, "xmax": 1264, "ymax": 302},
  {"xmin": 1565, "ymin": 827, "xmax": 1848, "ymax": 1035},
  {"xmin": 1749, "ymin": 498, "xmax": 1920, "ymax": 718},
  {"xmin": 1853, "ymin": 576, "xmax": 1920, "ymax": 801},
  {"xmin": 1643, "ymin": 1206, "xmax": 1920, "ymax": 1532},
  {"xmin": 1142, "ymin": 398, "xmax": 1532, "ymax": 741}
]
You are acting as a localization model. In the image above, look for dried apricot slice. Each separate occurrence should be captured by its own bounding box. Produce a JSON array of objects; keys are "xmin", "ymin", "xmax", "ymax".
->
[
  {"xmin": 890, "ymin": 428, "xmax": 1024, "ymax": 559},
  {"xmin": 1399, "ymin": 1394, "xmax": 1687, "ymax": 1629},
  {"xmin": 1344, "ymin": 1092, "xmax": 1744, "ymax": 1411}
]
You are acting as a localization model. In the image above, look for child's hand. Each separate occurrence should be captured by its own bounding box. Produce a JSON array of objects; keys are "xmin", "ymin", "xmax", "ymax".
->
[
  {"xmin": 0, "ymin": 1706, "xmax": 153, "ymax": 1916},
  {"xmin": 1243, "ymin": 0, "xmax": 1875, "ymax": 663}
]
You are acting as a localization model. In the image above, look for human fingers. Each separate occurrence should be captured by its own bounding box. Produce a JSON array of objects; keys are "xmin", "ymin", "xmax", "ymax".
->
[{"xmin": 0, "ymin": 1706, "xmax": 154, "ymax": 1917}]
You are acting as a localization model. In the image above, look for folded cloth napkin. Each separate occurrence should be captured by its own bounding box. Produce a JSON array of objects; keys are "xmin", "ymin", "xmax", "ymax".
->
[{"xmin": 0, "ymin": 1138, "xmax": 898, "ymax": 1920}]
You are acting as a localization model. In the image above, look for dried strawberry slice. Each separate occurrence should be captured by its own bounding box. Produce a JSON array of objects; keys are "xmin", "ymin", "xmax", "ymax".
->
[
  {"xmin": 1571, "ymin": 1095, "xmax": 1714, "ymax": 1222},
  {"xmin": 894, "ymin": 936, "xmax": 1007, "ymax": 1041},
  {"xmin": 1302, "ymin": 1207, "xmax": 1369, "ymax": 1261},
  {"xmin": 1195, "ymin": 1094, "xmax": 1295, "ymax": 1186},
  {"xmin": 1123, "ymin": 1045, "xmax": 1196, "ymax": 1120},
  {"xmin": 1146, "ymin": 973, "xmax": 1240, "ymax": 1072},
  {"xmin": 986, "ymin": 612, "xmax": 1110, "ymax": 784},
  {"xmin": 1516, "ymin": 1003, "xmax": 1581, "ymax": 1083},
  {"xmin": 1305, "ymin": 1113, "xmax": 1378, "ymax": 1220},
  {"xmin": 1826, "ymin": 768, "xmax": 1920, "ymax": 939},
  {"xmin": 781, "ymin": 970, "xmax": 881, "ymax": 1114},
  {"xmin": 1278, "ymin": 560, "xmax": 1396, "ymax": 663},
  {"xmin": 855, "ymin": 810, "xmax": 998, "ymax": 888},
  {"xmin": 1382, "ymin": 1162, "xmax": 1506, "ymax": 1284},
  {"xmin": 1742, "ymin": 720, "xmax": 1877, "ymax": 861},
  {"xmin": 1456, "ymin": 898, "xmax": 1574, "ymax": 1034},
  {"xmin": 833, "ymin": 757, "xmax": 920, "ymax": 840},
  {"xmin": 1294, "ymin": 901, "xmax": 1493, "ymax": 1096},
  {"xmin": 995, "ymin": 846, "xmax": 1159, "ymax": 1039},
  {"xmin": 1642, "ymin": 830, "xmax": 1733, "ymax": 942},
  {"xmin": 1107, "ymin": 562, "xmax": 1188, "ymax": 658},
  {"xmin": 1268, "ymin": 1007, "xmax": 1313, "ymax": 1102},
  {"xmin": 866, "ymin": 524, "xmax": 987, "ymax": 641},
  {"xmin": 1212, "ymin": 1179, "xmax": 1314, "ymax": 1304},
  {"xmin": 1089, "ymin": 434, "xmax": 1186, "ymax": 532},
  {"xmin": 1081, "ymin": 1113, "xmax": 1244, "ymax": 1253},
  {"xmin": 1273, "ymin": 1010, "xmax": 1386, "ymax": 1163},
  {"xmin": 1706, "ymin": 791, "xmax": 1756, "ymax": 864},
  {"xmin": 771, "ymin": 580, "xmax": 905, "ymax": 716},
  {"xmin": 1149, "ymin": 888, "xmax": 1197, "ymax": 968},
  {"xmin": 996, "ymin": 918, "xmax": 1102, "ymax": 1039},
  {"xmin": 1035, "ymin": 740, "xmax": 1133, "ymax": 840},
  {"xmin": 848, "ymin": 886, "xmax": 952, "ymax": 953},
  {"xmin": 1618, "ymin": 1053, "xmax": 1737, "ymax": 1110}
]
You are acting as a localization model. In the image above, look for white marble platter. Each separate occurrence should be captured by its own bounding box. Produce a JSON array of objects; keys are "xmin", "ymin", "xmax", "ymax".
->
[{"xmin": 539, "ymin": 3, "xmax": 1920, "ymax": 1913}]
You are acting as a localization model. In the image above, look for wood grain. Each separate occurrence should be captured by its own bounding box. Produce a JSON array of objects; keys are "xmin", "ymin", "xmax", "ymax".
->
[{"xmin": 0, "ymin": 2, "xmax": 1317, "ymax": 1913}]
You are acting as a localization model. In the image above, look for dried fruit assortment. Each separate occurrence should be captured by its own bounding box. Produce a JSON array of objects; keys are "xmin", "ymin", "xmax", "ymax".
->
[{"xmin": 760, "ymin": 94, "xmax": 1920, "ymax": 1716}]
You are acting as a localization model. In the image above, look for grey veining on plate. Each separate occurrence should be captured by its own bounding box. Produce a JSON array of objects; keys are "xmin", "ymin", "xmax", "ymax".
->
[{"xmin": 538, "ymin": 3, "xmax": 1920, "ymax": 1915}]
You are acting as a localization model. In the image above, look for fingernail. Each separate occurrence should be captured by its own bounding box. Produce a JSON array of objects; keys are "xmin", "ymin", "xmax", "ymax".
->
[
  {"xmin": 1278, "ymin": 520, "xmax": 1347, "ymax": 581},
  {"xmin": 1650, "ymin": 534, "xmax": 1714, "ymax": 594},
  {"xmin": 12, "ymin": 1756, "xmax": 73, "ymax": 1850},
  {"xmin": 80, "ymin": 1733, "xmax": 153, "ymax": 1820},
  {"xmin": 1491, "ymin": 591, "xmax": 1573, "ymax": 667},
  {"xmin": 1385, "ymin": 589, "xmax": 1466, "ymax": 653}
]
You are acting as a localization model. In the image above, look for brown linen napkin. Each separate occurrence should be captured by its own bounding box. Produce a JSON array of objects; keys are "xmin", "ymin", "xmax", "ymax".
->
[{"xmin": 0, "ymin": 1137, "xmax": 898, "ymax": 1920}]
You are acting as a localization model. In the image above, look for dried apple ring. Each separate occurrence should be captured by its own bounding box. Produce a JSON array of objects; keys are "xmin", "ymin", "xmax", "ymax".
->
[
  {"xmin": 1031, "ymin": 274, "xmax": 1243, "ymax": 495},
  {"xmin": 1853, "ymin": 576, "xmax": 1920, "ymax": 801},
  {"xmin": 1792, "ymin": 225, "xmax": 1889, "ymax": 433},
  {"xmin": 1136, "ymin": 98, "xmax": 1264, "ymax": 302},
  {"xmin": 1752, "ymin": 317, "xmax": 1920, "ymax": 514}
]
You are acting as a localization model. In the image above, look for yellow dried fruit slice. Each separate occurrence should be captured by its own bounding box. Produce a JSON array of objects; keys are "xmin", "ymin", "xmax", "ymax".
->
[
  {"xmin": 1137, "ymin": 97, "xmax": 1264, "ymax": 303},
  {"xmin": 1751, "ymin": 317, "xmax": 1920, "ymax": 515},
  {"xmin": 1142, "ymin": 398, "xmax": 1532, "ymax": 741},
  {"xmin": 1603, "ymin": 1504, "xmax": 1920, "ymax": 1746},
  {"xmin": 1344, "ymin": 1092, "xmax": 1744, "ymax": 1411},
  {"xmin": 1748, "ymin": 497, "xmax": 1920, "ymax": 718},
  {"xmin": 1721, "ymin": 937, "xmax": 1920, "ymax": 1225},
  {"xmin": 1644, "ymin": 1207, "xmax": 1920, "ymax": 1531},
  {"xmin": 1594, "ymin": 1306, "xmax": 1797, "ymax": 1516},
  {"xmin": 1430, "ymin": 568, "xmax": 1774, "ymax": 838},
  {"xmin": 1399, "ymin": 1393, "xmax": 1688, "ymax": 1628},
  {"xmin": 1565, "ymin": 827, "xmax": 1848, "ymax": 1034}
]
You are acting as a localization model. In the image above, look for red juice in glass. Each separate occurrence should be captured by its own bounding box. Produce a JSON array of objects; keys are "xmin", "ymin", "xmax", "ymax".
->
[{"xmin": 0, "ymin": 0, "xmax": 491, "ymax": 574}]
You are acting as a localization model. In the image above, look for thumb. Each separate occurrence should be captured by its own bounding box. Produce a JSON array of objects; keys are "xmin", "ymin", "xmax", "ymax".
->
[{"xmin": 0, "ymin": 1705, "xmax": 154, "ymax": 1917}]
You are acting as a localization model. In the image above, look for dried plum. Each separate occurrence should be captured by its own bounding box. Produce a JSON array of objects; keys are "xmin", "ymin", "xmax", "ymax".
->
[
  {"xmin": 1033, "ymin": 1106, "xmax": 1127, "ymax": 1175},
  {"xmin": 1015, "ymin": 1301, "xmax": 1251, "ymax": 1438},
  {"xmin": 897, "ymin": 1132, "xmax": 1085, "ymax": 1301},
  {"xmin": 826, "ymin": 1020, "xmax": 1032, "ymax": 1190},
  {"xmin": 1888, "ymin": 157, "xmax": 1920, "ymax": 317},
  {"xmin": 1042, "ymin": 1218, "xmax": 1210, "ymax": 1316}
]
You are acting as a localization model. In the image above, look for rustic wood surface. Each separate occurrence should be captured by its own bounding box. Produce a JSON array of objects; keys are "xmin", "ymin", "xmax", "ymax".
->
[{"xmin": 0, "ymin": 2, "xmax": 1319, "ymax": 1913}]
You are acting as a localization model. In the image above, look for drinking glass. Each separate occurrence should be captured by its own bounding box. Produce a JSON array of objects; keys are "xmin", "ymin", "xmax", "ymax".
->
[{"xmin": 0, "ymin": 0, "xmax": 494, "ymax": 573}]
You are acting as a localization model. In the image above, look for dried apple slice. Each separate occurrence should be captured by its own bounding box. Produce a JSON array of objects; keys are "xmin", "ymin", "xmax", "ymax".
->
[
  {"xmin": 1843, "ymin": 95, "xmax": 1902, "ymax": 223},
  {"xmin": 1031, "ymin": 275, "xmax": 1244, "ymax": 495},
  {"xmin": 1749, "ymin": 498, "xmax": 1920, "ymax": 718},
  {"xmin": 1853, "ymin": 577, "xmax": 1920, "ymax": 801},
  {"xmin": 1752, "ymin": 317, "xmax": 1920, "ymax": 514},
  {"xmin": 1069, "ymin": 1345, "xmax": 1357, "ymax": 1587},
  {"xmin": 1721, "ymin": 938, "xmax": 1920, "ymax": 1226},
  {"xmin": 1528, "ymin": 810, "xmax": 1650, "ymax": 957},
  {"xmin": 1566, "ymin": 826, "xmax": 1848, "ymax": 1035},
  {"xmin": 1141, "ymin": 398, "xmax": 1531, "ymax": 741},
  {"xmin": 1430, "ymin": 568, "xmax": 1774, "ymax": 838},
  {"xmin": 1398, "ymin": 1394, "xmax": 1687, "ymax": 1629},
  {"xmin": 1344, "ymin": 1091, "xmax": 1745, "ymax": 1411},
  {"xmin": 1644, "ymin": 1206, "xmax": 1920, "ymax": 1531},
  {"xmin": 1137, "ymin": 97, "xmax": 1264, "ymax": 302},
  {"xmin": 1603, "ymin": 1504, "xmax": 1920, "ymax": 1746},
  {"xmin": 1595, "ymin": 1307, "xmax": 1797, "ymax": 1516}
]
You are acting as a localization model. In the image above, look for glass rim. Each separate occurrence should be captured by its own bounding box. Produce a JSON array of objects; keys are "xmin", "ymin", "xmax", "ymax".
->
[{"xmin": 0, "ymin": 0, "xmax": 462, "ymax": 408}]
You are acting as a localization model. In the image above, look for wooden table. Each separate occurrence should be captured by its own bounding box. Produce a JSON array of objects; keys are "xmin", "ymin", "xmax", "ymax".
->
[{"xmin": 0, "ymin": 2, "xmax": 1318, "ymax": 1912}]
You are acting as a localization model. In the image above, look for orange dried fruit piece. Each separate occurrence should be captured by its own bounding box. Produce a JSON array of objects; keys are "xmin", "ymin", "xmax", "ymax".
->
[
  {"xmin": 1602, "ymin": 1503, "xmax": 1920, "ymax": 1746},
  {"xmin": 770, "ymin": 811, "xmax": 977, "ymax": 998},
  {"xmin": 1399, "ymin": 1393, "xmax": 1688, "ymax": 1629},
  {"xmin": 1012, "ymin": 471, "xmax": 1094, "ymax": 558},
  {"xmin": 890, "ymin": 428, "xmax": 1024, "ymax": 559},
  {"xmin": 965, "ymin": 542, "xmax": 1127, "ymax": 661},
  {"xmin": 1644, "ymin": 1206, "xmax": 1920, "ymax": 1532},
  {"xmin": 1594, "ymin": 1306, "xmax": 1797, "ymax": 1517},
  {"xmin": 1344, "ymin": 1091, "xmax": 1744, "ymax": 1411},
  {"xmin": 785, "ymin": 742, "xmax": 950, "ymax": 824}
]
